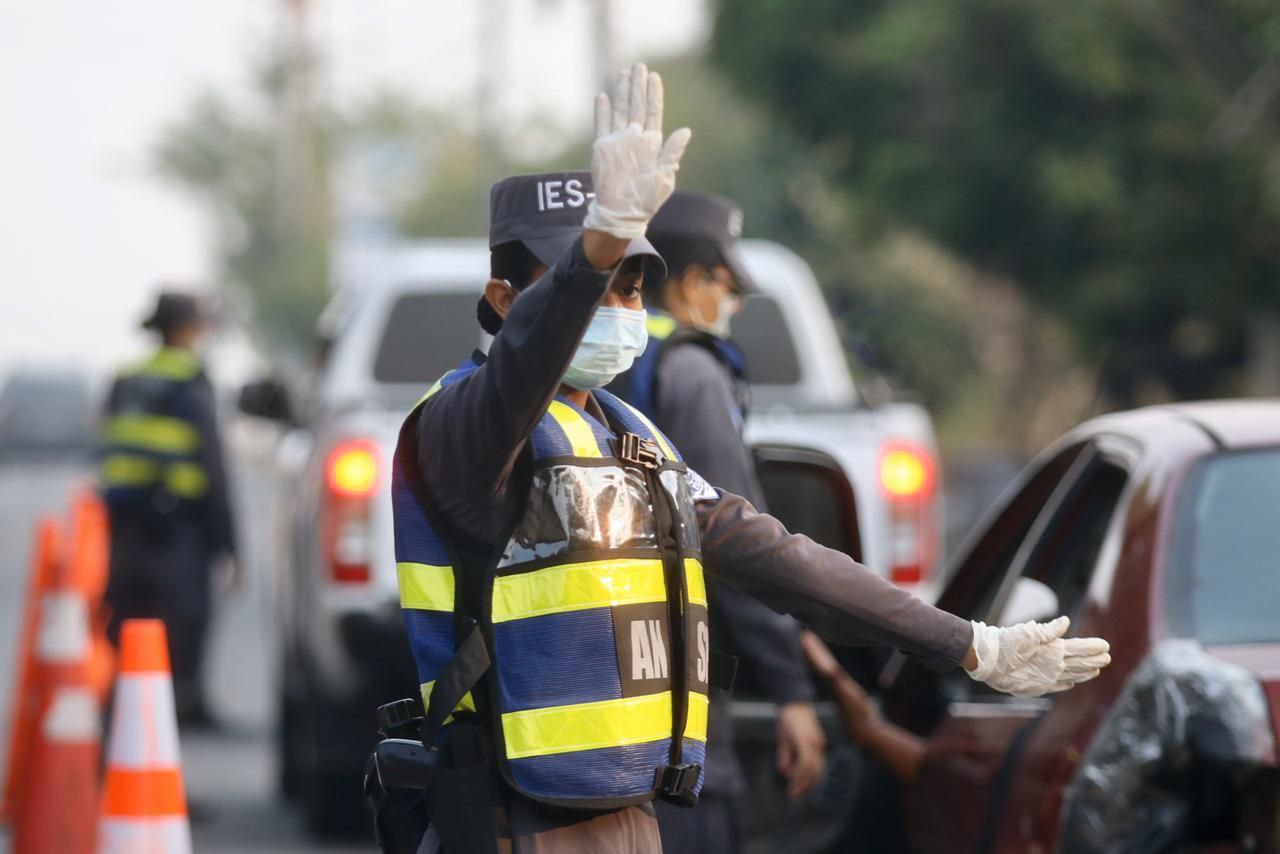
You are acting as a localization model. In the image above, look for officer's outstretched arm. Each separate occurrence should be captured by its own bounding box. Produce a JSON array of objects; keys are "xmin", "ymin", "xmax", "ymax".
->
[{"xmin": 695, "ymin": 491, "xmax": 1110, "ymax": 697}]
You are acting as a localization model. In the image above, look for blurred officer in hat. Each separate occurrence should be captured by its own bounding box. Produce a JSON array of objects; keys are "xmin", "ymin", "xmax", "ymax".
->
[
  {"xmin": 98, "ymin": 290, "xmax": 240, "ymax": 726},
  {"xmin": 610, "ymin": 191, "xmax": 825, "ymax": 853},
  {"xmin": 383, "ymin": 63, "xmax": 1110, "ymax": 853}
]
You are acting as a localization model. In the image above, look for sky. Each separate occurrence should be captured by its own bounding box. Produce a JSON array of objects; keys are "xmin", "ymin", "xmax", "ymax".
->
[{"xmin": 0, "ymin": 0, "xmax": 708, "ymax": 382}]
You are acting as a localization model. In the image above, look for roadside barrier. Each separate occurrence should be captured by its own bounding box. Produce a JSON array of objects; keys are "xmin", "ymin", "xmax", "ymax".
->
[{"xmin": 98, "ymin": 619, "xmax": 192, "ymax": 854}]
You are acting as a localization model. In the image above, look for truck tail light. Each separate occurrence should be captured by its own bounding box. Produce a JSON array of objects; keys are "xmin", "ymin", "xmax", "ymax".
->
[
  {"xmin": 880, "ymin": 444, "xmax": 935, "ymax": 500},
  {"xmin": 880, "ymin": 442, "xmax": 939, "ymax": 587},
  {"xmin": 327, "ymin": 440, "xmax": 380, "ymax": 498},
  {"xmin": 323, "ymin": 439, "xmax": 379, "ymax": 584}
]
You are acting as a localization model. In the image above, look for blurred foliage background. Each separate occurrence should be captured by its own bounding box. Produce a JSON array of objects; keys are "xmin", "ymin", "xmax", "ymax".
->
[{"xmin": 155, "ymin": 0, "xmax": 1280, "ymax": 454}]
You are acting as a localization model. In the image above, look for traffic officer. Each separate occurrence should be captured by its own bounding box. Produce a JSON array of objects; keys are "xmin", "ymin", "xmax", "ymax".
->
[
  {"xmin": 612, "ymin": 191, "xmax": 825, "ymax": 853},
  {"xmin": 99, "ymin": 290, "xmax": 239, "ymax": 726},
  {"xmin": 389, "ymin": 63, "xmax": 1110, "ymax": 852}
]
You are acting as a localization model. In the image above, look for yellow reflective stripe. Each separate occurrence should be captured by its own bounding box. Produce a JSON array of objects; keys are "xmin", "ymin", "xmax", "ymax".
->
[
  {"xmin": 101, "ymin": 454, "xmax": 159, "ymax": 486},
  {"xmin": 492, "ymin": 558, "xmax": 666, "ymax": 623},
  {"xmin": 104, "ymin": 415, "xmax": 199, "ymax": 454},
  {"xmin": 684, "ymin": 691, "xmax": 709, "ymax": 742},
  {"xmin": 616, "ymin": 400, "xmax": 675, "ymax": 462},
  {"xmin": 416, "ymin": 370, "xmax": 455, "ymax": 408},
  {"xmin": 546, "ymin": 401, "xmax": 603, "ymax": 458},
  {"xmin": 165, "ymin": 462, "xmax": 208, "ymax": 497},
  {"xmin": 503, "ymin": 691, "xmax": 676, "ymax": 759},
  {"xmin": 398, "ymin": 562, "xmax": 455, "ymax": 611},
  {"xmin": 125, "ymin": 348, "xmax": 201, "ymax": 381},
  {"xmin": 646, "ymin": 313, "xmax": 677, "ymax": 339},
  {"xmin": 101, "ymin": 455, "xmax": 207, "ymax": 497},
  {"xmin": 420, "ymin": 681, "xmax": 476, "ymax": 723},
  {"xmin": 684, "ymin": 558, "xmax": 707, "ymax": 608}
]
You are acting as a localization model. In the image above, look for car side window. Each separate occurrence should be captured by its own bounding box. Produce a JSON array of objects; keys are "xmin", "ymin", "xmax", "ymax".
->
[
  {"xmin": 993, "ymin": 458, "xmax": 1129, "ymax": 626},
  {"xmin": 934, "ymin": 442, "xmax": 1089, "ymax": 622}
]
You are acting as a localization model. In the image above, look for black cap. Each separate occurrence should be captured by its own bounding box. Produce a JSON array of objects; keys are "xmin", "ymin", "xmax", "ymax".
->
[
  {"xmin": 647, "ymin": 191, "xmax": 757, "ymax": 294},
  {"xmin": 140, "ymin": 291, "xmax": 207, "ymax": 333},
  {"xmin": 489, "ymin": 172, "xmax": 665, "ymax": 279}
]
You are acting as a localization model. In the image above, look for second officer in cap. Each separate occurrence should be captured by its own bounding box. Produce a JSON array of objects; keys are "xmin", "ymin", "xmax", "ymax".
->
[
  {"xmin": 612, "ymin": 191, "xmax": 826, "ymax": 853},
  {"xmin": 99, "ymin": 291, "xmax": 240, "ymax": 726},
  {"xmin": 386, "ymin": 64, "xmax": 1111, "ymax": 853}
]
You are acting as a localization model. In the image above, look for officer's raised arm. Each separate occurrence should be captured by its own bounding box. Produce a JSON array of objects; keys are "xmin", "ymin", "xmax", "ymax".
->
[{"xmin": 417, "ymin": 64, "xmax": 690, "ymax": 498}]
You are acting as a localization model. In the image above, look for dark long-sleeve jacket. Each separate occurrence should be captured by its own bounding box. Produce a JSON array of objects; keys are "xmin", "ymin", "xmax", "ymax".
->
[{"xmin": 416, "ymin": 238, "xmax": 971, "ymax": 672}]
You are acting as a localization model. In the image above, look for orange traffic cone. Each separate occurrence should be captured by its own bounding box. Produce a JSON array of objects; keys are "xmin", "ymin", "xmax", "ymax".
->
[
  {"xmin": 1, "ymin": 517, "xmax": 64, "ymax": 824},
  {"xmin": 11, "ymin": 515, "xmax": 102, "ymax": 853},
  {"xmin": 98, "ymin": 619, "xmax": 192, "ymax": 854},
  {"xmin": 66, "ymin": 489, "xmax": 114, "ymax": 701},
  {"xmin": 67, "ymin": 488, "xmax": 109, "ymax": 600},
  {"xmin": 12, "ymin": 651, "xmax": 101, "ymax": 853}
]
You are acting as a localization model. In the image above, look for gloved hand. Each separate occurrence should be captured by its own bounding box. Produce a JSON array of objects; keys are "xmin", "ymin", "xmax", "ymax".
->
[
  {"xmin": 583, "ymin": 62, "xmax": 692, "ymax": 240},
  {"xmin": 967, "ymin": 616, "xmax": 1110, "ymax": 698}
]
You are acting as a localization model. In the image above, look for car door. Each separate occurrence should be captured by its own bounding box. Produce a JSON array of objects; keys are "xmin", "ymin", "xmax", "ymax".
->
[{"xmin": 875, "ymin": 439, "xmax": 1132, "ymax": 853}]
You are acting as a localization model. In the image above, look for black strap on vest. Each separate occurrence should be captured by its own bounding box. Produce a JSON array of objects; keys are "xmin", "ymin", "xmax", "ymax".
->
[
  {"xmin": 426, "ymin": 720, "xmax": 500, "ymax": 854},
  {"xmin": 420, "ymin": 620, "xmax": 491, "ymax": 746},
  {"xmin": 393, "ymin": 402, "xmax": 500, "ymax": 853}
]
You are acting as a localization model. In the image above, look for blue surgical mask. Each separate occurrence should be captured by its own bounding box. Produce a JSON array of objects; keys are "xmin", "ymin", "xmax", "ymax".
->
[{"xmin": 562, "ymin": 307, "xmax": 649, "ymax": 390}]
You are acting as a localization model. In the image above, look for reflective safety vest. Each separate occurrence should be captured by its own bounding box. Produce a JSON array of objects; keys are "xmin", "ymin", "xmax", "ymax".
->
[
  {"xmin": 392, "ymin": 357, "xmax": 713, "ymax": 808},
  {"xmin": 618, "ymin": 310, "xmax": 750, "ymax": 431},
  {"xmin": 99, "ymin": 348, "xmax": 209, "ymax": 506}
]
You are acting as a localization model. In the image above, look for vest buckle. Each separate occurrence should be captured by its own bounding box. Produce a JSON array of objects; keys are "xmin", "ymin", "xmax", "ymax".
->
[
  {"xmin": 614, "ymin": 433, "xmax": 660, "ymax": 470},
  {"xmin": 654, "ymin": 763, "xmax": 702, "ymax": 798}
]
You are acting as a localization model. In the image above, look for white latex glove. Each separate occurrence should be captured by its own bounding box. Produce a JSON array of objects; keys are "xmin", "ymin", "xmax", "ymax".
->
[
  {"xmin": 967, "ymin": 616, "xmax": 1110, "ymax": 698},
  {"xmin": 583, "ymin": 62, "xmax": 692, "ymax": 240}
]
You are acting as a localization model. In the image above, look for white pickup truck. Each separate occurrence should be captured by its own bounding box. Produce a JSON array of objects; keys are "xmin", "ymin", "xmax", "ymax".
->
[{"xmin": 241, "ymin": 238, "xmax": 942, "ymax": 837}]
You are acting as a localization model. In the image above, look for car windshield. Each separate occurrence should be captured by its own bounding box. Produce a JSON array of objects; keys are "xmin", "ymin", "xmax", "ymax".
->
[
  {"xmin": 373, "ymin": 290, "xmax": 807, "ymax": 391},
  {"xmin": 1168, "ymin": 448, "xmax": 1280, "ymax": 645},
  {"xmin": 372, "ymin": 290, "xmax": 484, "ymax": 385}
]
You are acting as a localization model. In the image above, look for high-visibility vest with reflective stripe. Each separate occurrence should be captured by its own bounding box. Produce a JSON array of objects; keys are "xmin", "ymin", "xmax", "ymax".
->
[
  {"xmin": 393, "ymin": 357, "xmax": 711, "ymax": 808},
  {"xmin": 99, "ymin": 349, "xmax": 209, "ymax": 504}
]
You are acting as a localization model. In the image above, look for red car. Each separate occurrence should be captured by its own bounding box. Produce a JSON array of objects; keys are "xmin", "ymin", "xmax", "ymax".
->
[{"xmin": 862, "ymin": 401, "xmax": 1280, "ymax": 853}]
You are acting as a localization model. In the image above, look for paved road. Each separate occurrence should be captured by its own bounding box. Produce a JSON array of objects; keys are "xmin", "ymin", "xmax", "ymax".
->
[{"xmin": 0, "ymin": 449, "xmax": 369, "ymax": 853}]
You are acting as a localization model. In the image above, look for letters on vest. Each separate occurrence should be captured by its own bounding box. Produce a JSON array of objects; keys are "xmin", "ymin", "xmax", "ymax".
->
[{"xmin": 392, "ymin": 357, "xmax": 711, "ymax": 808}]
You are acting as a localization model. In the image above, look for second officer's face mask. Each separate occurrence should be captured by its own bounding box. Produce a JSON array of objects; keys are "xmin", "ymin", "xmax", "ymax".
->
[{"xmin": 562, "ymin": 307, "xmax": 649, "ymax": 390}]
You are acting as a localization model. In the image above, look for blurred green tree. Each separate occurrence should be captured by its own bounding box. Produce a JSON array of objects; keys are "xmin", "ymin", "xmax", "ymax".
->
[
  {"xmin": 154, "ymin": 64, "xmax": 331, "ymax": 354},
  {"xmin": 712, "ymin": 0, "xmax": 1280, "ymax": 405},
  {"xmin": 155, "ymin": 51, "xmax": 1064, "ymax": 447},
  {"xmin": 639, "ymin": 56, "xmax": 990, "ymax": 418}
]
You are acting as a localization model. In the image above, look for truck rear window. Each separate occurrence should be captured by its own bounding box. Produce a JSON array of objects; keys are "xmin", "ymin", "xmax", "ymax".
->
[
  {"xmin": 1167, "ymin": 448, "xmax": 1280, "ymax": 645},
  {"xmin": 733, "ymin": 296, "xmax": 802, "ymax": 385},
  {"xmin": 373, "ymin": 291, "xmax": 482, "ymax": 384},
  {"xmin": 373, "ymin": 291, "xmax": 805, "ymax": 388}
]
